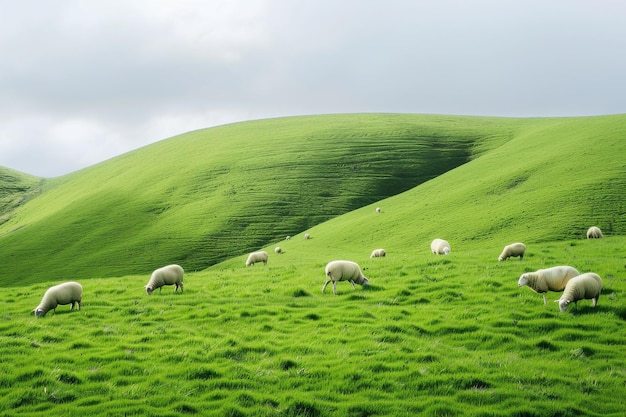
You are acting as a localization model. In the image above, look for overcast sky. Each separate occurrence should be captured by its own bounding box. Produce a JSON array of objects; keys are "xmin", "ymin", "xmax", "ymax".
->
[{"xmin": 1, "ymin": 0, "xmax": 625, "ymax": 177}]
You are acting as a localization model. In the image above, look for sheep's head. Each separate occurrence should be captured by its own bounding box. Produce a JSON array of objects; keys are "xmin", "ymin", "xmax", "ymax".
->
[
  {"xmin": 443, "ymin": 247, "xmax": 451, "ymax": 255},
  {"xmin": 33, "ymin": 308, "xmax": 46, "ymax": 318},
  {"xmin": 517, "ymin": 274, "xmax": 529, "ymax": 287},
  {"xmin": 145, "ymin": 285, "xmax": 154, "ymax": 295},
  {"xmin": 556, "ymin": 299, "xmax": 570, "ymax": 312},
  {"xmin": 360, "ymin": 277, "xmax": 370, "ymax": 286}
]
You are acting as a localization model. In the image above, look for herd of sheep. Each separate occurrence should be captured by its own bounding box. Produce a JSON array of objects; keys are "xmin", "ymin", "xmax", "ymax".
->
[{"xmin": 32, "ymin": 218, "xmax": 606, "ymax": 317}]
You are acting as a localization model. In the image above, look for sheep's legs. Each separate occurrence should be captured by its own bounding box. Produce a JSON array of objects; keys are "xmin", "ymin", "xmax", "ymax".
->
[
  {"xmin": 321, "ymin": 279, "xmax": 342, "ymax": 295},
  {"xmin": 542, "ymin": 294, "xmax": 547, "ymax": 305}
]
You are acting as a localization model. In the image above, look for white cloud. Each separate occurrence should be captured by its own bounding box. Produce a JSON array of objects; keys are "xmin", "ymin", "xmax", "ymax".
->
[{"xmin": 0, "ymin": 0, "xmax": 625, "ymax": 177}]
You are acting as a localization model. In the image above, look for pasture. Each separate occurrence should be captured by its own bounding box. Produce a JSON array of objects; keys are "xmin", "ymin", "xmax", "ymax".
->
[
  {"xmin": 0, "ymin": 113, "xmax": 624, "ymax": 416},
  {"xmin": 1, "ymin": 236, "xmax": 624, "ymax": 416}
]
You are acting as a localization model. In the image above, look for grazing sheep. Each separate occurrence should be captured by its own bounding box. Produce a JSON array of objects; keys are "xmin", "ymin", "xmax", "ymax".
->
[
  {"xmin": 322, "ymin": 260, "xmax": 370, "ymax": 295},
  {"xmin": 376, "ymin": 207, "xmax": 381, "ymax": 213},
  {"xmin": 370, "ymin": 248, "xmax": 386, "ymax": 258},
  {"xmin": 431, "ymin": 238, "xmax": 451, "ymax": 255},
  {"xmin": 586, "ymin": 226, "xmax": 603, "ymax": 239},
  {"xmin": 556, "ymin": 272, "xmax": 602, "ymax": 312},
  {"xmin": 499, "ymin": 242, "xmax": 526, "ymax": 261},
  {"xmin": 245, "ymin": 250, "xmax": 268, "ymax": 267},
  {"xmin": 286, "ymin": 236, "xmax": 291, "ymax": 240},
  {"xmin": 275, "ymin": 247, "xmax": 282, "ymax": 254},
  {"xmin": 304, "ymin": 233, "xmax": 310, "ymax": 240},
  {"xmin": 518, "ymin": 265, "xmax": 580, "ymax": 305},
  {"xmin": 33, "ymin": 281, "xmax": 82, "ymax": 317},
  {"xmin": 145, "ymin": 264, "xmax": 184, "ymax": 295}
]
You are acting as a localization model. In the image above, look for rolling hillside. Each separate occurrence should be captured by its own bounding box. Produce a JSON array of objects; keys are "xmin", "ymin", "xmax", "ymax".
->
[
  {"xmin": 0, "ymin": 167, "xmax": 43, "ymax": 227},
  {"xmin": 0, "ymin": 113, "xmax": 625, "ymax": 286}
]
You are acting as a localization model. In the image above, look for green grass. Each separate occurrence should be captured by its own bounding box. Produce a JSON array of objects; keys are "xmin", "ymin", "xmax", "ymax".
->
[
  {"xmin": 0, "ymin": 113, "xmax": 625, "ymax": 416},
  {"xmin": 0, "ymin": 167, "xmax": 42, "ymax": 227},
  {"xmin": 1, "ymin": 113, "xmax": 519, "ymax": 284},
  {"xmin": 1, "ymin": 114, "xmax": 625, "ymax": 284},
  {"xmin": 0, "ymin": 237, "xmax": 624, "ymax": 416}
]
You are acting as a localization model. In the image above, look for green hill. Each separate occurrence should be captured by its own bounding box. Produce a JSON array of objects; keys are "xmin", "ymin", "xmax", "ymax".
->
[
  {"xmin": 0, "ymin": 113, "xmax": 624, "ymax": 416},
  {"xmin": 0, "ymin": 167, "xmax": 43, "ymax": 227},
  {"xmin": 0, "ymin": 113, "xmax": 624, "ymax": 286}
]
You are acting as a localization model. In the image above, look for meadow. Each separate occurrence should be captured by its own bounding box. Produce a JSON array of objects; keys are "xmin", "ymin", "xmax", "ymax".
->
[
  {"xmin": 1, "ymin": 235, "xmax": 624, "ymax": 416},
  {"xmin": 0, "ymin": 113, "xmax": 624, "ymax": 416}
]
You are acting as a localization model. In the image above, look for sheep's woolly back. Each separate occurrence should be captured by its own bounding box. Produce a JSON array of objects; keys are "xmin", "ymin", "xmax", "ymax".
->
[
  {"xmin": 34, "ymin": 281, "xmax": 83, "ymax": 317},
  {"xmin": 558, "ymin": 273, "xmax": 602, "ymax": 311},
  {"xmin": 586, "ymin": 226, "xmax": 603, "ymax": 239},
  {"xmin": 518, "ymin": 266, "xmax": 580, "ymax": 293},
  {"xmin": 145, "ymin": 264, "xmax": 184, "ymax": 295},
  {"xmin": 246, "ymin": 251, "xmax": 268, "ymax": 267},
  {"xmin": 431, "ymin": 239, "xmax": 451, "ymax": 255},
  {"xmin": 499, "ymin": 242, "xmax": 526, "ymax": 261}
]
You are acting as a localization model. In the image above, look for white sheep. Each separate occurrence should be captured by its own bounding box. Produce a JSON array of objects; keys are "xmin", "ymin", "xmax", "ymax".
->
[
  {"xmin": 370, "ymin": 248, "xmax": 386, "ymax": 258},
  {"xmin": 145, "ymin": 264, "xmax": 184, "ymax": 295},
  {"xmin": 304, "ymin": 233, "xmax": 310, "ymax": 240},
  {"xmin": 322, "ymin": 260, "xmax": 370, "ymax": 295},
  {"xmin": 586, "ymin": 226, "xmax": 603, "ymax": 239},
  {"xmin": 498, "ymin": 242, "xmax": 526, "ymax": 261},
  {"xmin": 285, "ymin": 236, "xmax": 291, "ymax": 240},
  {"xmin": 245, "ymin": 250, "xmax": 268, "ymax": 267},
  {"xmin": 376, "ymin": 207, "xmax": 381, "ymax": 213},
  {"xmin": 518, "ymin": 265, "xmax": 580, "ymax": 305},
  {"xmin": 33, "ymin": 281, "xmax": 83, "ymax": 317},
  {"xmin": 431, "ymin": 238, "xmax": 451, "ymax": 255},
  {"xmin": 275, "ymin": 247, "xmax": 282, "ymax": 254},
  {"xmin": 556, "ymin": 272, "xmax": 602, "ymax": 312}
]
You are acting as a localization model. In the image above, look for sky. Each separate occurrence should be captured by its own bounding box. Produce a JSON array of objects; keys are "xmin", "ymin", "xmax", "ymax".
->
[{"xmin": 1, "ymin": 1, "xmax": 625, "ymax": 177}]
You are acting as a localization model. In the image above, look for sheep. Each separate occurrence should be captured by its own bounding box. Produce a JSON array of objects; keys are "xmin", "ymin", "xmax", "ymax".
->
[
  {"xmin": 322, "ymin": 260, "xmax": 370, "ymax": 295},
  {"xmin": 245, "ymin": 250, "xmax": 268, "ymax": 267},
  {"xmin": 275, "ymin": 247, "xmax": 282, "ymax": 254},
  {"xmin": 370, "ymin": 248, "xmax": 386, "ymax": 258},
  {"xmin": 304, "ymin": 233, "xmax": 310, "ymax": 240},
  {"xmin": 376, "ymin": 207, "xmax": 381, "ymax": 213},
  {"xmin": 285, "ymin": 236, "xmax": 291, "ymax": 240},
  {"xmin": 556, "ymin": 272, "xmax": 602, "ymax": 312},
  {"xmin": 517, "ymin": 265, "xmax": 580, "ymax": 305},
  {"xmin": 33, "ymin": 281, "xmax": 82, "ymax": 317},
  {"xmin": 498, "ymin": 242, "xmax": 526, "ymax": 261},
  {"xmin": 586, "ymin": 226, "xmax": 603, "ymax": 239},
  {"xmin": 145, "ymin": 264, "xmax": 184, "ymax": 295},
  {"xmin": 431, "ymin": 238, "xmax": 451, "ymax": 255}
]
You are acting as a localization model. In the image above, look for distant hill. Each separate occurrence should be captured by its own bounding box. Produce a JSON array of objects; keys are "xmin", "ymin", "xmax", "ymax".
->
[
  {"xmin": 0, "ymin": 167, "xmax": 43, "ymax": 227},
  {"xmin": 0, "ymin": 113, "xmax": 624, "ymax": 286}
]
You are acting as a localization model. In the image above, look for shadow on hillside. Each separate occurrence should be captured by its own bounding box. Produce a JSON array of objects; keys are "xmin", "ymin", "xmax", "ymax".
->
[
  {"xmin": 614, "ymin": 307, "xmax": 626, "ymax": 321},
  {"xmin": 363, "ymin": 284, "xmax": 384, "ymax": 292},
  {"xmin": 567, "ymin": 304, "xmax": 620, "ymax": 317}
]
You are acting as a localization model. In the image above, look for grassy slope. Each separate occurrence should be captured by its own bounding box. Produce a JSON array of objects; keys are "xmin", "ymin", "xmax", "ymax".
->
[
  {"xmin": 0, "ymin": 113, "xmax": 625, "ymax": 416},
  {"xmin": 0, "ymin": 114, "xmax": 517, "ymax": 285},
  {"xmin": 0, "ymin": 238, "xmax": 624, "ymax": 416},
  {"xmin": 285, "ymin": 114, "xmax": 626, "ymax": 262},
  {"xmin": 0, "ymin": 167, "xmax": 43, "ymax": 226}
]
